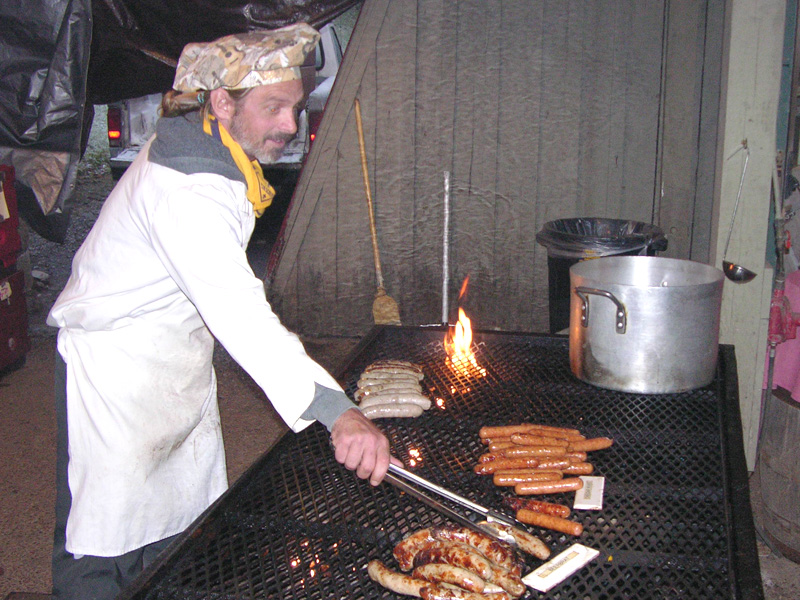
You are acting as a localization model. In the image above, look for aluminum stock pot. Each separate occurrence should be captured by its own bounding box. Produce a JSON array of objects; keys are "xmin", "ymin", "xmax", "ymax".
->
[{"xmin": 568, "ymin": 256, "xmax": 724, "ymax": 393}]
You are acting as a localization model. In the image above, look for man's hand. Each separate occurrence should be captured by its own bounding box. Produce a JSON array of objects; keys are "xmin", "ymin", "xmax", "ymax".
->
[{"xmin": 329, "ymin": 408, "xmax": 402, "ymax": 485}]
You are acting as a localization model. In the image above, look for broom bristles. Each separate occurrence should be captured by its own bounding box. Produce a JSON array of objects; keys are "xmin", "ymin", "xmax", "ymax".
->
[{"xmin": 373, "ymin": 287, "xmax": 401, "ymax": 325}]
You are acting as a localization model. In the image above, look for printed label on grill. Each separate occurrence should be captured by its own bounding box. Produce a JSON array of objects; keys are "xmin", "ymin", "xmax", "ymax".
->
[
  {"xmin": 573, "ymin": 475, "xmax": 605, "ymax": 510},
  {"xmin": 523, "ymin": 543, "xmax": 600, "ymax": 592}
]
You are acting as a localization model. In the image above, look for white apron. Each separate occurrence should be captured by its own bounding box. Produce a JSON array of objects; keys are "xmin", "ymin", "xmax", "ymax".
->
[{"xmin": 48, "ymin": 144, "xmax": 342, "ymax": 556}]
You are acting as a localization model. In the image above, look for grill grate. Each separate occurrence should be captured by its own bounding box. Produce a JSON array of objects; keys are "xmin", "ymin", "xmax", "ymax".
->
[{"xmin": 120, "ymin": 327, "xmax": 761, "ymax": 600}]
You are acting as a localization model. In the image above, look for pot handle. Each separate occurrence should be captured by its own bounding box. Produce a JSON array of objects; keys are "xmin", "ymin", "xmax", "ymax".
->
[{"xmin": 574, "ymin": 286, "xmax": 627, "ymax": 334}]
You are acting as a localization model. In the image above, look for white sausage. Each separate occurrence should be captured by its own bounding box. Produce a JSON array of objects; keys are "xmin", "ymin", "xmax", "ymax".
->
[
  {"xmin": 358, "ymin": 371, "xmax": 424, "ymax": 384},
  {"xmin": 356, "ymin": 383, "xmax": 423, "ymax": 401},
  {"xmin": 421, "ymin": 585, "xmax": 511, "ymax": 600},
  {"xmin": 367, "ymin": 560, "xmax": 424, "ymax": 597},
  {"xmin": 412, "ymin": 563, "xmax": 486, "ymax": 592},
  {"xmin": 359, "ymin": 392, "xmax": 432, "ymax": 410},
  {"xmin": 361, "ymin": 403, "xmax": 424, "ymax": 419},
  {"xmin": 364, "ymin": 360, "xmax": 423, "ymax": 374}
]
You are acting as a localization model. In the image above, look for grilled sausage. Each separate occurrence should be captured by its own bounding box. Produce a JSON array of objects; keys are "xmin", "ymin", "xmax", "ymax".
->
[
  {"xmin": 516, "ymin": 508, "xmax": 584, "ymax": 537},
  {"xmin": 358, "ymin": 370, "xmax": 424, "ymax": 383},
  {"xmin": 509, "ymin": 434, "xmax": 570, "ymax": 447},
  {"xmin": 568, "ymin": 437, "xmax": 614, "ymax": 452},
  {"xmin": 412, "ymin": 541, "xmax": 525, "ymax": 597},
  {"xmin": 367, "ymin": 559, "xmax": 425, "ymax": 597},
  {"xmin": 522, "ymin": 424, "xmax": 582, "ymax": 436},
  {"xmin": 356, "ymin": 381, "xmax": 422, "ymax": 399},
  {"xmin": 487, "ymin": 441, "xmax": 516, "ymax": 452},
  {"xmin": 481, "ymin": 436, "xmax": 509, "ymax": 445},
  {"xmin": 360, "ymin": 403, "xmax": 424, "ymax": 419},
  {"xmin": 492, "ymin": 470, "xmax": 563, "ymax": 486},
  {"xmin": 412, "ymin": 563, "xmax": 486, "ymax": 592},
  {"xmin": 502, "ymin": 497, "xmax": 571, "ymax": 518},
  {"xmin": 563, "ymin": 462, "xmax": 594, "ymax": 475},
  {"xmin": 473, "ymin": 457, "xmax": 541, "ymax": 474},
  {"xmin": 364, "ymin": 360, "xmax": 423, "ymax": 374},
  {"xmin": 420, "ymin": 585, "xmax": 511, "ymax": 600},
  {"xmin": 514, "ymin": 477, "xmax": 584, "ymax": 495},
  {"xmin": 533, "ymin": 458, "xmax": 571, "ymax": 470},
  {"xmin": 431, "ymin": 525, "xmax": 519, "ymax": 574},
  {"xmin": 412, "ymin": 541, "xmax": 495, "ymax": 580},
  {"xmin": 358, "ymin": 392, "xmax": 432, "ymax": 410},
  {"xmin": 478, "ymin": 452, "xmax": 505, "ymax": 463},
  {"xmin": 478, "ymin": 521, "xmax": 551, "ymax": 560},
  {"xmin": 565, "ymin": 451, "xmax": 588, "ymax": 462},
  {"xmin": 503, "ymin": 445, "xmax": 568, "ymax": 458},
  {"xmin": 524, "ymin": 428, "xmax": 586, "ymax": 442},
  {"xmin": 394, "ymin": 529, "xmax": 436, "ymax": 570},
  {"xmin": 479, "ymin": 425, "xmax": 537, "ymax": 439}
]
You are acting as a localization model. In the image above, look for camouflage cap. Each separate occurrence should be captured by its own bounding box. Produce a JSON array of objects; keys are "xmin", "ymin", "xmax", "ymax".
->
[{"xmin": 172, "ymin": 23, "xmax": 320, "ymax": 92}]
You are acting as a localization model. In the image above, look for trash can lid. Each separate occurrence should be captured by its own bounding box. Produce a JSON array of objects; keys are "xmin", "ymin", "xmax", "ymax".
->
[{"xmin": 535, "ymin": 217, "xmax": 666, "ymax": 259}]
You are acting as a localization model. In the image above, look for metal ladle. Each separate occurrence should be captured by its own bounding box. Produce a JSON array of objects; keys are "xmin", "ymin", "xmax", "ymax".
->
[{"xmin": 722, "ymin": 144, "xmax": 757, "ymax": 283}]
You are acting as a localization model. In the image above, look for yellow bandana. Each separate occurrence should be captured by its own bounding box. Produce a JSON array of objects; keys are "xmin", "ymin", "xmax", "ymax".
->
[{"xmin": 203, "ymin": 113, "xmax": 275, "ymax": 217}]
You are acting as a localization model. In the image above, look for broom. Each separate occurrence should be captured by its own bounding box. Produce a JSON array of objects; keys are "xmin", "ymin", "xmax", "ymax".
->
[{"xmin": 354, "ymin": 98, "xmax": 401, "ymax": 325}]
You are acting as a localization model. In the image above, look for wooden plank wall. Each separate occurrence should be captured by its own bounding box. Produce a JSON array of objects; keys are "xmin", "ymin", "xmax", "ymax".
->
[{"xmin": 269, "ymin": 0, "xmax": 722, "ymax": 337}]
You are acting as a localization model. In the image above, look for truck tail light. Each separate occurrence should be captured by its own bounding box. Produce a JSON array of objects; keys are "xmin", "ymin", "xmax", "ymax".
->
[
  {"xmin": 308, "ymin": 110, "xmax": 323, "ymax": 148},
  {"xmin": 107, "ymin": 107, "xmax": 122, "ymax": 146}
]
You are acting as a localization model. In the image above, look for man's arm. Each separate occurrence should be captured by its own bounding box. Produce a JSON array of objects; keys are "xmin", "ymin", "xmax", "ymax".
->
[
  {"xmin": 302, "ymin": 384, "xmax": 399, "ymax": 485},
  {"xmin": 330, "ymin": 408, "xmax": 399, "ymax": 486}
]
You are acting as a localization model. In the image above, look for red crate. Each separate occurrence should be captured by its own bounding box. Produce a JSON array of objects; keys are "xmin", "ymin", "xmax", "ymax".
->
[{"xmin": 0, "ymin": 165, "xmax": 22, "ymax": 268}]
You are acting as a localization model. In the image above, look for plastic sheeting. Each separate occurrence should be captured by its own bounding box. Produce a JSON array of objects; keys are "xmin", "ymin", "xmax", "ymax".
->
[
  {"xmin": 0, "ymin": 0, "xmax": 92, "ymax": 152},
  {"xmin": 0, "ymin": 0, "xmax": 91, "ymax": 241},
  {"xmin": 0, "ymin": 0, "xmax": 359, "ymax": 241}
]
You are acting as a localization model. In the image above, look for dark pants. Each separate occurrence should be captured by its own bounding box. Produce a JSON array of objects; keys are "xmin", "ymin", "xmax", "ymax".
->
[{"xmin": 52, "ymin": 351, "xmax": 177, "ymax": 600}]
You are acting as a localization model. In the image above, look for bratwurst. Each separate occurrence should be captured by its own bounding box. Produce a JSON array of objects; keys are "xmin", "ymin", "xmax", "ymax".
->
[{"xmin": 368, "ymin": 559, "xmax": 425, "ymax": 597}]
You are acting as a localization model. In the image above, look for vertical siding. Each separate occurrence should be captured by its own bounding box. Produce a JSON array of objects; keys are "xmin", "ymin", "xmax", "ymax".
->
[
  {"xmin": 448, "ymin": 1, "xmax": 504, "ymax": 326},
  {"xmin": 659, "ymin": 0, "xmax": 713, "ymax": 258},
  {"xmin": 270, "ymin": 0, "xmax": 722, "ymax": 337},
  {"xmin": 494, "ymin": 0, "xmax": 547, "ymax": 328},
  {"xmin": 534, "ymin": 1, "xmax": 583, "ymax": 324},
  {"xmin": 412, "ymin": 0, "xmax": 453, "ymax": 324},
  {"xmin": 372, "ymin": 3, "xmax": 419, "ymax": 322}
]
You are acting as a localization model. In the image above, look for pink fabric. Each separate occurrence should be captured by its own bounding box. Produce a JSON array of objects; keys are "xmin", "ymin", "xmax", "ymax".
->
[{"xmin": 764, "ymin": 269, "xmax": 800, "ymax": 403}]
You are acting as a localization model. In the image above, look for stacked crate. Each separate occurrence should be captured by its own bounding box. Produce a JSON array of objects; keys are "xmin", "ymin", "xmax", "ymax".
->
[{"xmin": 0, "ymin": 165, "xmax": 30, "ymax": 371}]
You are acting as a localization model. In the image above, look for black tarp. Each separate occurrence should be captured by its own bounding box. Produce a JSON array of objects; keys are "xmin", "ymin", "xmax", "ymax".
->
[
  {"xmin": 0, "ymin": 0, "xmax": 359, "ymax": 241},
  {"xmin": 87, "ymin": 0, "xmax": 359, "ymax": 104},
  {"xmin": 0, "ymin": 0, "xmax": 92, "ymax": 153}
]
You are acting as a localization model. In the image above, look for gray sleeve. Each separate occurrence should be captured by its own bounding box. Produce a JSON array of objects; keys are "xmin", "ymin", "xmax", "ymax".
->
[{"xmin": 301, "ymin": 383, "xmax": 359, "ymax": 431}]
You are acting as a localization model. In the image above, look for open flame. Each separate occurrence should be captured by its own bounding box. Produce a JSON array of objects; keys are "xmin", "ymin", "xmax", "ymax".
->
[{"xmin": 444, "ymin": 307, "xmax": 486, "ymax": 379}]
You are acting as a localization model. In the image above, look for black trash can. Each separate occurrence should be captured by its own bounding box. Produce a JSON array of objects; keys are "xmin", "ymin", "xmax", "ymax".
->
[{"xmin": 536, "ymin": 218, "xmax": 667, "ymax": 333}]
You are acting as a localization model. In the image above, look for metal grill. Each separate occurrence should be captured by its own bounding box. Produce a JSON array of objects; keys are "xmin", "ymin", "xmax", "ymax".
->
[{"xmin": 120, "ymin": 327, "xmax": 762, "ymax": 600}]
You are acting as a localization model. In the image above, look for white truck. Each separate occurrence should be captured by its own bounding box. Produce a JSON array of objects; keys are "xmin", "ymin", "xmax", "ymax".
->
[{"xmin": 106, "ymin": 23, "xmax": 343, "ymax": 179}]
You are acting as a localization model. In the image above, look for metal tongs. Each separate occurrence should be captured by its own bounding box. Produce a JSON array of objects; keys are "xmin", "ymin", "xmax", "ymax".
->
[{"xmin": 385, "ymin": 464, "xmax": 520, "ymax": 545}]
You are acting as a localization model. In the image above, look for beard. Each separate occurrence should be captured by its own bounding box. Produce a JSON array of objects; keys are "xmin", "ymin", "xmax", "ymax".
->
[{"xmin": 228, "ymin": 109, "xmax": 295, "ymax": 164}]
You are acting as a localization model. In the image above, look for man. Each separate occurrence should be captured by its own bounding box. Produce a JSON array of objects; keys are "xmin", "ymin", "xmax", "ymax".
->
[{"xmin": 47, "ymin": 23, "xmax": 397, "ymax": 600}]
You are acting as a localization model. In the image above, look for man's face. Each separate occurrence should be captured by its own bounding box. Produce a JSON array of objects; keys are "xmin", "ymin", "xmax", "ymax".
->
[{"xmin": 227, "ymin": 80, "xmax": 305, "ymax": 163}]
